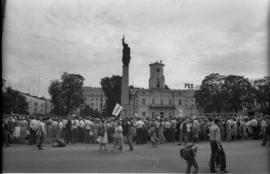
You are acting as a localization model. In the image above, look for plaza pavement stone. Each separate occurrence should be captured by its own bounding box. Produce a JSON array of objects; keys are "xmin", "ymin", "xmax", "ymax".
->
[{"xmin": 2, "ymin": 140, "xmax": 269, "ymax": 173}]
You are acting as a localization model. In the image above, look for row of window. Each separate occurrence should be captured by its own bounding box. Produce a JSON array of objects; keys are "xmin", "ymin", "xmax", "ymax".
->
[
  {"xmin": 141, "ymin": 98, "xmax": 194, "ymax": 105},
  {"xmin": 87, "ymin": 97, "xmax": 104, "ymax": 102},
  {"xmin": 140, "ymin": 112, "xmax": 173, "ymax": 118}
]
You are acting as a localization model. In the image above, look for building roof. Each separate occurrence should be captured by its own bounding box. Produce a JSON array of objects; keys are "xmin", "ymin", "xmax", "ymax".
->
[{"xmin": 149, "ymin": 61, "xmax": 164, "ymax": 66}]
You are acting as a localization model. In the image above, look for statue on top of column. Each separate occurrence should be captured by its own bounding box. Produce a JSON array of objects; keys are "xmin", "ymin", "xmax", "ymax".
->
[{"xmin": 122, "ymin": 35, "xmax": 131, "ymax": 67}]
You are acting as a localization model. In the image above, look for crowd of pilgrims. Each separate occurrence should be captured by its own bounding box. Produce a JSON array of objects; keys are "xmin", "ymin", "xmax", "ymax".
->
[{"xmin": 2, "ymin": 113, "xmax": 270, "ymax": 148}]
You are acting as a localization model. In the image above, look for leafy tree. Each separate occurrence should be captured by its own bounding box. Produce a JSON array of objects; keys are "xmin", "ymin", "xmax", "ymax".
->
[
  {"xmin": 223, "ymin": 75, "xmax": 253, "ymax": 113},
  {"xmin": 2, "ymin": 87, "xmax": 28, "ymax": 114},
  {"xmin": 48, "ymin": 72, "xmax": 85, "ymax": 115},
  {"xmin": 255, "ymin": 83, "xmax": 270, "ymax": 114},
  {"xmin": 100, "ymin": 75, "xmax": 122, "ymax": 117},
  {"xmin": 48, "ymin": 80, "xmax": 65, "ymax": 115},
  {"xmin": 61, "ymin": 73, "xmax": 85, "ymax": 114},
  {"xmin": 195, "ymin": 73, "xmax": 226, "ymax": 113},
  {"xmin": 195, "ymin": 73, "xmax": 259, "ymax": 114}
]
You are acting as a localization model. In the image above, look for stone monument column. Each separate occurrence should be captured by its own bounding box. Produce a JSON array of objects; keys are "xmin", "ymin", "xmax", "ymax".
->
[{"xmin": 120, "ymin": 36, "xmax": 131, "ymax": 118}]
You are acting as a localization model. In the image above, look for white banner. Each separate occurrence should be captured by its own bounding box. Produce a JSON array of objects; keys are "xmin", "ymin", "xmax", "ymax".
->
[{"xmin": 112, "ymin": 103, "xmax": 123, "ymax": 116}]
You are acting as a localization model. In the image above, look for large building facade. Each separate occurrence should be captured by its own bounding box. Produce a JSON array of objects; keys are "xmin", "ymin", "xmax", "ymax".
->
[
  {"xmin": 21, "ymin": 93, "xmax": 52, "ymax": 115},
  {"xmin": 129, "ymin": 61, "xmax": 199, "ymax": 118},
  {"xmin": 83, "ymin": 61, "xmax": 199, "ymax": 118},
  {"xmin": 82, "ymin": 87, "xmax": 106, "ymax": 112}
]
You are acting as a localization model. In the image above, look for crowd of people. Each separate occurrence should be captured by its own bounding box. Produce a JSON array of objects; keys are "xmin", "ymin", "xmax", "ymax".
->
[
  {"xmin": 2, "ymin": 113, "xmax": 270, "ymax": 149},
  {"xmin": 2, "ymin": 113, "xmax": 270, "ymax": 173}
]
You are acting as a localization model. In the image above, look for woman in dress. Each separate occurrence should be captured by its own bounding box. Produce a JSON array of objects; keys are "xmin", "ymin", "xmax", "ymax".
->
[{"xmin": 96, "ymin": 120, "xmax": 108, "ymax": 152}]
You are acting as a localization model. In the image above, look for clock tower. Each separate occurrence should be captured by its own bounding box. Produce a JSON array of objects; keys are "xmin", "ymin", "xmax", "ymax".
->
[{"xmin": 149, "ymin": 61, "xmax": 165, "ymax": 89}]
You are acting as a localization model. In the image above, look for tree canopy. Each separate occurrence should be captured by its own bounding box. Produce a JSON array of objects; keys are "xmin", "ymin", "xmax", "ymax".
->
[
  {"xmin": 195, "ymin": 73, "xmax": 254, "ymax": 113},
  {"xmin": 48, "ymin": 72, "xmax": 85, "ymax": 115},
  {"xmin": 100, "ymin": 75, "xmax": 122, "ymax": 117}
]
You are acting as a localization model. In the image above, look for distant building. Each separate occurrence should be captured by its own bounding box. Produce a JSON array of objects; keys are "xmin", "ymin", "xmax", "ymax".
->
[
  {"xmin": 82, "ymin": 87, "xmax": 106, "ymax": 112},
  {"xmin": 129, "ymin": 61, "xmax": 199, "ymax": 118},
  {"xmin": 21, "ymin": 93, "xmax": 52, "ymax": 115},
  {"xmin": 251, "ymin": 76, "xmax": 270, "ymax": 89},
  {"xmin": 83, "ymin": 61, "xmax": 199, "ymax": 118}
]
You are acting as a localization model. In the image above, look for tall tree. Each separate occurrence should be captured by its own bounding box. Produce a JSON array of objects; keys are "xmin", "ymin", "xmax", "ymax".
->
[
  {"xmin": 255, "ymin": 83, "xmax": 270, "ymax": 114},
  {"xmin": 100, "ymin": 75, "xmax": 122, "ymax": 117},
  {"xmin": 61, "ymin": 73, "xmax": 85, "ymax": 114},
  {"xmin": 223, "ymin": 75, "xmax": 253, "ymax": 113},
  {"xmin": 48, "ymin": 72, "xmax": 85, "ymax": 115},
  {"xmin": 48, "ymin": 80, "xmax": 65, "ymax": 115},
  {"xmin": 195, "ymin": 73, "xmax": 226, "ymax": 113}
]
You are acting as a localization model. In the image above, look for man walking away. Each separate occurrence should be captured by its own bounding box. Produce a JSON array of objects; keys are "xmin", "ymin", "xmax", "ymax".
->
[{"xmin": 209, "ymin": 118, "xmax": 228, "ymax": 173}]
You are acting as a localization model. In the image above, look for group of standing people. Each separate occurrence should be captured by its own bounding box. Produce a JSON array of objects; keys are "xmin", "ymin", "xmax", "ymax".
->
[
  {"xmin": 3, "ymin": 114, "xmax": 270, "ymax": 148},
  {"xmin": 2, "ymin": 113, "xmax": 270, "ymax": 174}
]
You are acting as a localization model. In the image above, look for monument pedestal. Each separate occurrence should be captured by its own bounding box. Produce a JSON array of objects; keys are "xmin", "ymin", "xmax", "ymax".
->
[{"xmin": 120, "ymin": 65, "xmax": 129, "ymax": 118}]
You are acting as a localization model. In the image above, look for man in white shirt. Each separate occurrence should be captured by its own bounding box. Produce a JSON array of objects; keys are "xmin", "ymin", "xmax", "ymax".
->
[
  {"xmin": 171, "ymin": 119, "xmax": 177, "ymax": 142},
  {"xmin": 192, "ymin": 118, "xmax": 200, "ymax": 142},
  {"xmin": 135, "ymin": 118, "xmax": 145, "ymax": 144},
  {"xmin": 250, "ymin": 117, "xmax": 258, "ymax": 139},
  {"xmin": 164, "ymin": 120, "xmax": 171, "ymax": 142},
  {"xmin": 71, "ymin": 117, "xmax": 79, "ymax": 143},
  {"xmin": 57, "ymin": 118, "xmax": 63, "ymax": 139},
  {"xmin": 78, "ymin": 117, "xmax": 85, "ymax": 143},
  {"xmin": 36, "ymin": 117, "xmax": 46, "ymax": 150},
  {"xmin": 84, "ymin": 118, "xmax": 91, "ymax": 143},
  {"xmin": 209, "ymin": 118, "xmax": 228, "ymax": 173},
  {"xmin": 226, "ymin": 118, "xmax": 232, "ymax": 142},
  {"xmin": 29, "ymin": 116, "xmax": 39, "ymax": 145}
]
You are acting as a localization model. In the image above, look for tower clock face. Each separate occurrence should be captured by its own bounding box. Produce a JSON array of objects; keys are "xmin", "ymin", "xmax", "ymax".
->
[{"xmin": 156, "ymin": 68, "xmax": 160, "ymax": 72}]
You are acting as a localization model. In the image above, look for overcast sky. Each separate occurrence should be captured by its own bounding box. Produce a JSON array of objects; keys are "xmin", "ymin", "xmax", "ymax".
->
[{"xmin": 2, "ymin": 0, "xmax": 269, "ymax": 98}]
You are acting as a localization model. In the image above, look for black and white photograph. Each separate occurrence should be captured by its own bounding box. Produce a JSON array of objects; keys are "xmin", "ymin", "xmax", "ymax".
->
[{"xmin": 1, "ymin": 0, "xmax": 270, "ymax": 173}]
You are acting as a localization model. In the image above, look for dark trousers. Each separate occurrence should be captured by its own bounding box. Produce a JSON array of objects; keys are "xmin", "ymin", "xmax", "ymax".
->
[
  {"xmin": 125, "ymin": 135, "xmax": 134, "ymax": 150},
  {"xmin": 136, "ymin": 128, "xmax": 143, "ymax": 144},
  {"xmin": 64, "ymin": 128, "xmax": 72, "ymax": 144},
  {"xmin": 185, "ymin": 158, "xmax": 199, "ymax": 173},
  {"xmin": 78, "ymin": 127, "xmax": 84, "ymax": 142},
  {"xmin": 210, "ymin": 141, "xmax": 226, "ymax": 171},
  {"xmin": 29, "ymin": 129, "xmax": 36, "ymax": 145},
  {"xmin": 36, "ymin": 135, "xmax": 44, "ymax": 149},
  {"xmin": 262, "ymin": 132, "xmax": 269, "ymax": 146},
  {"xmin": 3, "ymin": 132, "xmax": 9, "ymax": 147},
  {"xmin": 183, "ymin": 132, "xmax": 188, "ymax": 144},
  {"xmin": 72, "ymin": 128, "xmax": 78, "ymax": 143},
  {"xmin": 85, "ymin": 129, "xmax": 90, "ymax": 143}
]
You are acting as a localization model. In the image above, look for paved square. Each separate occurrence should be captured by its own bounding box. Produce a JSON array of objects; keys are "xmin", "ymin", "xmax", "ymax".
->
[{"xmin": 2, "ymin": 140, "xmax": 269, "ymax": 173}]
